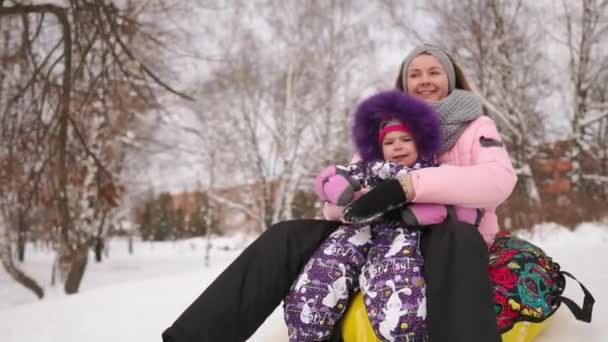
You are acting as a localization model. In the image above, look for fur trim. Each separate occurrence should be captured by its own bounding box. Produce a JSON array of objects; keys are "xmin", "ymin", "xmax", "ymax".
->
[{"xmin": 353, "ymin": 90, "xmax": 441, "ymax": 163}]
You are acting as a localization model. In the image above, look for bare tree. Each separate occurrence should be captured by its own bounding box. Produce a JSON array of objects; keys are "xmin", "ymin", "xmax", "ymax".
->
[
  {"xmin": 518, "ymin": 0, "xmax": 608, "ymax": 226},
  {"xmin": 0, "ymin": 214, "xmax": 44, "ymax": 298},
  {"xmin": 420, "ymin": 0, "xmax": 548, "ymax": 229},
  {"xmin": 380, "ymin": 0, "xmax": 434, "ymax": 44},
  {"xmin": 0, "ymin": 0, "xmax": 192, "ymax": 295},
  {"xmin": 561, "ymin": 0, "xmax": 608, "ymax": 186},
  {"xmin": 0, "ymin": 7, "xmax": 48, "ymax": 298},
  {"xmin": 587, "ymin": 69, "xmax": 608, "ymax": 178},
  {"xmin": 182, "ymin": 0, "xmax": 379, "ymax": 232}
]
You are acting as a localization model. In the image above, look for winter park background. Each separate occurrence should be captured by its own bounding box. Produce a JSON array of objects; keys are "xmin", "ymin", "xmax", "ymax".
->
[
  {"xmin": 1, "ymin": 1, "xmax": 607, "ymax": 342},
  {"xmin": 0, "ymin": 224, "xmax": 606, "ymax": 342}
]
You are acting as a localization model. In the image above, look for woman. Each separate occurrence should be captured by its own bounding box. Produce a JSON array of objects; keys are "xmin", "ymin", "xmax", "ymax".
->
[
  {"xmin": 162, "ymin": 44, "xmax": 516, "ymax": 342},
  {"xmin": 284, "ymin": 91, "xmax": 487, "ymax": 342}
]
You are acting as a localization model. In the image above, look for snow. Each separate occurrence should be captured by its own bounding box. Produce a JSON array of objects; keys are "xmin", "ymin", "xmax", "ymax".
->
[{"xmin": 0, "ymin": 224, "xmax": 606, "ymax": 342}]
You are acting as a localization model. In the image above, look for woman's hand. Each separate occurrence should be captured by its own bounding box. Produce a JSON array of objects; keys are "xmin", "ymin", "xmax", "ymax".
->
[
  {"xmin": 322, "ymin": 187, "xmax": 369, "ymax": 222},
  {"xmin": 342, "ymin": 174, "xmax": 413, "ymax": 223}
]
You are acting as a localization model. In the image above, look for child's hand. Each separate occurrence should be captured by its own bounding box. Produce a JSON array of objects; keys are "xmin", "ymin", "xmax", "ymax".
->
[{"xmin": 314, "ymin": 166, "xmax": 361, "ymax": 206}]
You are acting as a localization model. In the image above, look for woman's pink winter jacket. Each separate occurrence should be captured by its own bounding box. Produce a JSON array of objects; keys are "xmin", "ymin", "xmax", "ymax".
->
[{"xmin": 324, "ymin": 115, "xmax": 517, "ymax": 247}]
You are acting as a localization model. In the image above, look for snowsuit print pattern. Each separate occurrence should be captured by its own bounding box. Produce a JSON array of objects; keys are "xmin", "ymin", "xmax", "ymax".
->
[{"xmin": 284, "ymin": 161, "xmax": 429, "ymax": 342}]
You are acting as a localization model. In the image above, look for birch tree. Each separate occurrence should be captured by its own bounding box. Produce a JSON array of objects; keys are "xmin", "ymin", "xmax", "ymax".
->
[
  {"xmin": 561, "ymin": 0, "xmax": 608, "ymax": 194},
  {"xmin": 424, "ymin": 0, "xmax": 548, "ymax": 228},
  {"xmin": 189, "ymin": 0, "xmax": 378, "ymax": 231}
]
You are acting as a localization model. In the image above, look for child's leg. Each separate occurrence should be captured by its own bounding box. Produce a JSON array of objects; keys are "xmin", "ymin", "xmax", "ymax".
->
[
  {"xmin": 284, "ymin": 224, "xmax": 372, "ymax": 341},
  {"xmin": 361, "ymin": 225, "xmax": 427, "ymax": 342}
]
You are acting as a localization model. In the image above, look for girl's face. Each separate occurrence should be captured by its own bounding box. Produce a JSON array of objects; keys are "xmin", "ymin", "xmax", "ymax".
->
[
  {"xmin": 382, "ymin": 131, "xmax": 419, "ymax": 167},
  {"xmin": 406, "ymin": 54, "xmax": 449, "ymax": 101}
]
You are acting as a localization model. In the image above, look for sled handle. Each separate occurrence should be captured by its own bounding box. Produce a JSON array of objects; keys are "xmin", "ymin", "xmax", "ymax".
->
[{"xmin": 558, "ymin": 270, "xmax": 595, "ymax": 323}]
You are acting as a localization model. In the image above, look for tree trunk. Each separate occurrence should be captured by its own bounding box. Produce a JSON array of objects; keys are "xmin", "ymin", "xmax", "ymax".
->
[
  {"xmin": 94, "ymin": 237, "xmax": 103, "ymax": 262},
  {"xmin": 16, "ymin": 210, "xmax": 26, "ymax": 262},
  {"xmin": 0, "ymin": 226, "xmax": 44, "ymax": 298},
  {"xmin": 204, "ymin": 234, "xmax": 212, "ymax": 267},
  {"xmin": 64, "ymin": 244, "xmax": 89, "ymax": 294},
  {"xmin": 1, "ymin": 256, "xmax": 44, "ymax": 299},
  {"xmin": 51, "ymin": 258, "xmax": 56, "ymax": 286},
  {"xmin": 128, "ymin": 235, "xmax": 133, "ymax": 255},
  {"xmin": 16, "ymin": 231, "xmax": 25, "ymax": 262}
]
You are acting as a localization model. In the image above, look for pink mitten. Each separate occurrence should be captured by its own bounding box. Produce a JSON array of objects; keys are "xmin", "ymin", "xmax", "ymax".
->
[
  {"xmin": 401, "ymin": 204, "xmax": 484, "ymax": 226},
  {"xmin": 323, "ymin": 188, "xmax": 369, "ymax": 221},
  {"xmin": 314, "ymin": 166, "xmax": 361, "ymax": 206}
]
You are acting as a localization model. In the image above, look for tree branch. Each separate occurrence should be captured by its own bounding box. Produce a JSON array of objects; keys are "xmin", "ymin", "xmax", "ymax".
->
[{"xmin": 99, "ymin": 2, "xmax": 195, "ymax": 101}]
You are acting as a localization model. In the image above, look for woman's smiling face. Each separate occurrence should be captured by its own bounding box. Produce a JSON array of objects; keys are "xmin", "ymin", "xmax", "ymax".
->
[{"xmin": 406, "ymin": 53, "xmax": 450, "ymax": 101}]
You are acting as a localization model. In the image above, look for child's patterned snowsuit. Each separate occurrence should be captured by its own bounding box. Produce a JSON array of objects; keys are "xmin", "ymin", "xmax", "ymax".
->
[{"xmin": 284, "ymin": 160, "xmax": 429, "ymax": 342}]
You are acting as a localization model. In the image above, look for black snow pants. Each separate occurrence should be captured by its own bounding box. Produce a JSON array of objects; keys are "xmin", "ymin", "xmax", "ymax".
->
[
  {"xmin": 419, "ymin": 207, "xmax": 501, "ymax": 342},
  {"xmin": 162, "ymin": 212, "xmax": 500, "ymax": 342}
]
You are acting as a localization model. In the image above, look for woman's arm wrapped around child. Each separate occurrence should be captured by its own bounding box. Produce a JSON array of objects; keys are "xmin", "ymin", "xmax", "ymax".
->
[
  {"xmin": 316, "ymin": 161, "xmax": 483, "ymax": 226},
  {"xmin": 317, "ymin": 161, "xmax": 412, "ymax": 221}
]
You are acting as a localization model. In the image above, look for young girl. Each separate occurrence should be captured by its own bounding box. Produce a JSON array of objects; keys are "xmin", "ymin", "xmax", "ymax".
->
[{"xmin": 283, "ymin": 91, "xmax": 482, "ymax": 342}]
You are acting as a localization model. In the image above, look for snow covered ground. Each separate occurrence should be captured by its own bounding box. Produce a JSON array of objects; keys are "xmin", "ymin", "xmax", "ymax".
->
[{"xmin": 0, "ymin": 223, "xmax": 606, "ymax": 342}]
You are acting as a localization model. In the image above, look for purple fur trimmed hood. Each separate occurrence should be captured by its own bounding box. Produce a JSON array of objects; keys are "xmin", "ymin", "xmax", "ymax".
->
[{"xmin": 353, "ymin": 90, "xmax": 441, "ymax": 163}]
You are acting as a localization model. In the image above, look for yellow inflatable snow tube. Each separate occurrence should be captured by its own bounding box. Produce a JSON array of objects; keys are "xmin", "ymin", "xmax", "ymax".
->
[{"xmin": 341, "ymin": 291, "xmax": 550, "ymax": 342}]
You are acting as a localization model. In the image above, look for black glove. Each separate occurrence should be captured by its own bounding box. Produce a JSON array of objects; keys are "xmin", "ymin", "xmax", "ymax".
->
[{"xmin": 343, "ymin": 178, "xmax": 408, "ymax": 223}]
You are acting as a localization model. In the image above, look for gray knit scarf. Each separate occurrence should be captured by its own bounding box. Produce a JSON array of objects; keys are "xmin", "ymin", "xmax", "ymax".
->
[{"xmin": 428, "ymin": 89, "xmax": 483, "ymax": 154}]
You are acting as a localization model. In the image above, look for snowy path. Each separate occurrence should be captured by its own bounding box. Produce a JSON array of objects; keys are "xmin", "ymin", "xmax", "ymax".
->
[{"xmin": 0, "ymin": 225, "xmax": 605, "ymax": 341}]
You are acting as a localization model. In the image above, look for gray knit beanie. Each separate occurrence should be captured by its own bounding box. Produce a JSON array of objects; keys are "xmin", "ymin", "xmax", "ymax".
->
[{"xmin": 401, "ymin": 44, "xmax": 456, "ymax": 93}]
